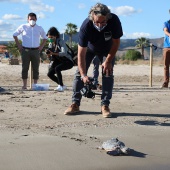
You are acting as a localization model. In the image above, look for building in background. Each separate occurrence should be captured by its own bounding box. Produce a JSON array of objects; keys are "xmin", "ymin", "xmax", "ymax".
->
[{"xmin": 0, "ymin": 45, "xmax": 7, "ymax": 61}]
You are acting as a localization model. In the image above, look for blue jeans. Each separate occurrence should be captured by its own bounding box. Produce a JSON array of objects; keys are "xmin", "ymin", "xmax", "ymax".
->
[{"xmin": 72, "ymin": 48, "xmax": 115, "ymax": 106}]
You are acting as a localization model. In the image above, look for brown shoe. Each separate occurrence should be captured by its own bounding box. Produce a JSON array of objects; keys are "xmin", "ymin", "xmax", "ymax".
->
[
  {"xmin": 64, "ymin": 103, "xmax": 80, "ymax": 115},
  {"xmin": 161, "ymin": 82, "xmax": 168, "ymax": 88},
  {"xmin": 101, "ymin": 105, "xmax": 112, "ymax": 118}
]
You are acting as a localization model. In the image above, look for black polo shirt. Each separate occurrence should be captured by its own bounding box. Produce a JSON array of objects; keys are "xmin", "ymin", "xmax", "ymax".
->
[{"xmin": 78, "ymin": 13, "xmax": 123, "ymax": 53}]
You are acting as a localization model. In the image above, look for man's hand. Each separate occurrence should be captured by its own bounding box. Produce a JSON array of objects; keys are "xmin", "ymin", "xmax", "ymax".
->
[
  {"xmin": 81, "ymin": 75, "xmax": 90, "ymax": 84},
  {"xmin": 39, "ymin": 46, "xmax": 43, "ymax": 52},
  {"xmin": 102, "ymin": 61, "xmax": 113, "ymax": 76},
  {"xmin": 18, "ymin": 44, "xmax": 23, "ymax": 52}
]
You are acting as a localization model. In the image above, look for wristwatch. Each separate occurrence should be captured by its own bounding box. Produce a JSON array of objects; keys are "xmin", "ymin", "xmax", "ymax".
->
[{"xmin": 81, "ymin": 74, "xmax": 87, "ymax": 80}]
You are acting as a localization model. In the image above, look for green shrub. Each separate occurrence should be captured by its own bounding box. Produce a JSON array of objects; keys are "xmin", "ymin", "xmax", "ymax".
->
[{"xmin": 124, "ymin": 49, "xmax": 141, "ymax": 61}]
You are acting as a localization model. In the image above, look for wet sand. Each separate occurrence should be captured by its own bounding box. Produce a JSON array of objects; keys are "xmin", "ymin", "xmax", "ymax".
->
[{"xmin": 0, "ymin": 62, "xmax": 170, "ymax": 170}]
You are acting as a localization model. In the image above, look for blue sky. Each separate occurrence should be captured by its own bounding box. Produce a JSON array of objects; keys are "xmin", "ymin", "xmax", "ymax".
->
[{"xmin": 0, "ymin": 0, "xmax": 169, "ymax": 41}]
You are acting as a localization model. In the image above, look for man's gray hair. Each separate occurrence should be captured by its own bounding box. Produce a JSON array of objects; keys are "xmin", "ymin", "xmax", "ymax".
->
[{"xmin": 88, "ymin": 3, "xmax": 112, "ymax": 20}]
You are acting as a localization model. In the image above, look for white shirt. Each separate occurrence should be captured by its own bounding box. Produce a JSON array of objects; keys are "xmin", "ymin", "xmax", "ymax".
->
[{"xmin": 13, "ymin": 23, "xmax": 47, "ymax": 48}]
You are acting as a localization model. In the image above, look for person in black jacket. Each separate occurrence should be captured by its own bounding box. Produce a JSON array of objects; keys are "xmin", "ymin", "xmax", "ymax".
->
[{"xmin": 46, "ymin": 27, "xmax": 74, "ymax": 92}]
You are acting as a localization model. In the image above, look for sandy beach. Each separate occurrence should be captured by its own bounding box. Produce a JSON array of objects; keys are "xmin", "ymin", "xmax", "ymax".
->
[{"xmin": 0, "ymin": 61, "xmax": 170, "ymax": 170}]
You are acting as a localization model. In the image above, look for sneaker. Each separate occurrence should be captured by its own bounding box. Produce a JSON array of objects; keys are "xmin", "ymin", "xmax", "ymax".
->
[
  {"xmin": 54, "ymin": 85, "xmax": 59, "ymax": 91},
  {"xmin": 54, "ymin": 85, "xmax": 67, "ymax": 91},
  {"xmin": 161, "ymin": 82, "xmax": 168, "ymax": 88},
  {"xmin": 54, "ymin": 85, "xmax": 64, "ymax": 92},
  {"xmin": 101, "ymin": 105, "xmax": 112, "ymax": 118},
  {"xmin": 64, "ymin": 103, "xmax": 80, "ymax": 115}
]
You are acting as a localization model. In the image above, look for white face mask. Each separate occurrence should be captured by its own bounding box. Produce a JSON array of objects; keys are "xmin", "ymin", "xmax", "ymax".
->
[
  {"xmin": 29, "ymin": 20, "xmax": 36, "ymax": 26},
  {"xmin": 93, "ymin": 22, "xmax": 107, "ymax": 32}
]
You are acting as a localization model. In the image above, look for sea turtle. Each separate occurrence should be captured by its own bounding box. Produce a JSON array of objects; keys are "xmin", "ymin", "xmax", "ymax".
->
[{"xmin": 99, "ymin": 138, "xmax": 130, "ymax": 156}]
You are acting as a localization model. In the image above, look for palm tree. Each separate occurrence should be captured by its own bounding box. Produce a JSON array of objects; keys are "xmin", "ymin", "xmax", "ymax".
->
[
  {"xmin": 7, "ymin": 40, "xmax": 21, "ymax": 58},
  {"xmin": 135, "ymin": 37, "xmax": 150, "ymax": 59},
  {"xmin": 65, "ymin": 23, "xmax": 78, "ymax": 47}
]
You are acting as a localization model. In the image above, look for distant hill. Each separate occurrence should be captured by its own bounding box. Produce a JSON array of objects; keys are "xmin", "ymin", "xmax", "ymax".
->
[
  {"xmin": 118, "ymin": 37, "xmax": 164, "ymax": 58},
  {"xmin": 0, "ymin": 41, "xmax": 11, "ymax": 45},
  {"xmin": 0, "ymin": 35, "xmax": 164, "ymax": 58}
]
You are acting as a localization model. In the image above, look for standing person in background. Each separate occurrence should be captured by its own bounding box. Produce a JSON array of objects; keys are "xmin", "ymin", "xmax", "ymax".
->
[
  {"xmin": 46, "ymin": 27, "xmax": 74, "ymax": 92},
  {"xmin": 64, "ymin": 3, "xmax": 123, "ymax": 118},
  {"xmin": 4, "ymin": 50, "xmax": 10, "ymax": 58},
  {"xmin": 13, "ymin": 12, "xmax": 47, "ymax": 90},
  {"xmin": 161, "ymin": 14, "xmax": 170, "ymax": 88},
  {"xmin": 92, "ymin": 56, "xmax": 102, "ymax": 90}
]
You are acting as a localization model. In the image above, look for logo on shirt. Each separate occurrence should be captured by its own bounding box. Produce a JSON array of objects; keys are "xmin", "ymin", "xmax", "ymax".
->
[{"xmin": 104, "ymin": 31, "xmax": 112, "ymax": 41}]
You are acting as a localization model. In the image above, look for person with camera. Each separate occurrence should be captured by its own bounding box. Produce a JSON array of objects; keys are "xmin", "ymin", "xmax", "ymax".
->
[
  {"xmin": 64, "ymin": 3, "xmax": 123, "ymax": 118},
  {"xmin": 13, "ymin": 12, "xmax": 47, "ymax": 90},
  {"xmin": 46, "ymin": 27, "xmax": 74, "ymax": 92}
]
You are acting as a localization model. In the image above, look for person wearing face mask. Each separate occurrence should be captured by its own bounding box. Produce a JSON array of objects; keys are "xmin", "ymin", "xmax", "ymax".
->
[
  {"xmin": 13, "ymin": 12, "xmax": 47, "ymax": 90},
  {"xmin": 161, "ymin": 10, "xmax": 170, "ymax": 88},
  {"xmin": 46, "ymin": 27, "xmax": 74, "ymax": 92},
  {"xmin": 64, "ymin": 3, "xmax": 123, "ymax": 118}
]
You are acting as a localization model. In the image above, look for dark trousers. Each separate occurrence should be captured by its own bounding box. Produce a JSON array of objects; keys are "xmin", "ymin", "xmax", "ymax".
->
[
  {"xmin": 92, "ymin": 56, "xmax": 100, "ymax": 86},
  {"xmin": 163, "ymin": 48, "xmax": 170, "ymax": 84},
  {"xmin": 21, "ymin": 49, "xmax": 40, "ymax": 79},
  {"xmin": 47, "ymin": 59, "xmax": 74, "ymax": 86},
  {"xmin": 72, "ymin": 48, "xmax": 115, "ymax": 106}
]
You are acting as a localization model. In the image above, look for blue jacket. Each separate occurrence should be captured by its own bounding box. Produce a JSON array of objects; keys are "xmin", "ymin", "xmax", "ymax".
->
[{"xmin": 163, "ymin": 20, "xmax": 170, "ymax": 48}]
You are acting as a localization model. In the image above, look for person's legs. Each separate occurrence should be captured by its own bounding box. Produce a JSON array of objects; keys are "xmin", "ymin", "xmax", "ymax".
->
[
  {"xmin": 55, "ymin": 60, "xmax": 74, "ymax": 86},
  {"xmin": 22, "ymin": 79, "xmax": 27, "ymax": 89},
  {"xmin": 92, "ymin": 56, "xmax": 100, "ymax": 86},
  {"xmin": 55, "ymin": 69, "xmax": 63, "ymax": 86},
  {"xmin": 21, "ymin": 49, "xmax": 31, "ymax": 89},
  {"xmin": 162, "ymin": 48, "xmax": 170, "ymax": 87},
  {"xmin": 64, "ymin": 49, "xmax": 95, "ymax": 115},
  {"xmin": 30, "ymin": 50, "xmax": 40, "ymax": 84},
  {"xmin": 100, "ymin": 57, "xmax": 115, "ymax": 117},
  {"xmin": 47, "ymin": 67, "xmax": 59, "ymax": 84},
  {"xmin": 59, "ymin": 59, "xmax": 74, "ymax": 71},
  {"xmin": 72, "ymin": 49, "xmax": 95, "ymax": 106}
]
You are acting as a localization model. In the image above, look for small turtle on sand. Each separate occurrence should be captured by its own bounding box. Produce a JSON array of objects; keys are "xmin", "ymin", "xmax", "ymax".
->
[{"xmin": 98, "ymin": 138, "xmax": 131, "ymax": 156}]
